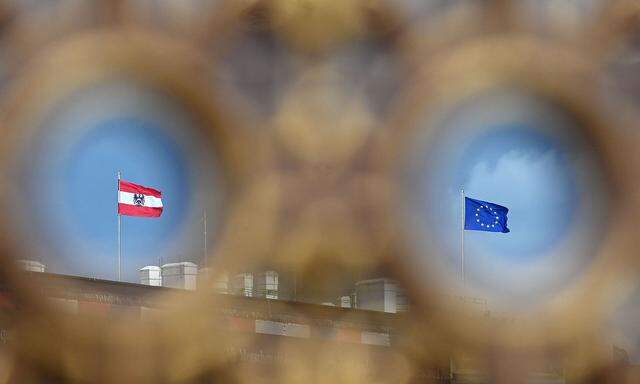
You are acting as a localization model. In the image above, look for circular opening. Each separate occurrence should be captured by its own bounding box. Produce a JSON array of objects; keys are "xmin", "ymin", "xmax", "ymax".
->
[
  {"xmin": 400, "ymin": 88, "xmax": 610, "ymax": 313},
  {"xmin": 8, "ymin": 79, "xmax": 224, "ymax": 283}
]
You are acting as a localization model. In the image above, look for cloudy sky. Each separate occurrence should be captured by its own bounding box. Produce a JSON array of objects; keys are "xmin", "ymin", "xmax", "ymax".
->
[
  {"xmin": 403, "ymin": 90, "xmax": 609, "ymax": 310},
  {"xmin": 15, "ymin": 84, "xmax": 610, "ymax": 304}
]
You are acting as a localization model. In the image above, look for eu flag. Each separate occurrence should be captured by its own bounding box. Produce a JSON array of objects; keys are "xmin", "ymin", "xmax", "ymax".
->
[{"xmin": 464, "ymin": 197, "xmax": 510, "ymax": 233}]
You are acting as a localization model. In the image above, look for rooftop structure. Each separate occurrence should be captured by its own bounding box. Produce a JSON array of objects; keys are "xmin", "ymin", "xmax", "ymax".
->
[
  {"xmin": 16, "ymin": 259, "xmax": 46, "ymax": 273},
  {"xmin": 161, "ymin": 262, "xmax": 197, "ymax": 290},
  {"xmin": 355, "ymin": 278, "xmax": 399, "ymax": 313},
  {"xmin": 139, "ymin": 266, "xmax": 162, "ymax": 287}
]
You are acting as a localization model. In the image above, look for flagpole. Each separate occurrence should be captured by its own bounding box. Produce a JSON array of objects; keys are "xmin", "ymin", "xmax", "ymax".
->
[
  {"xmin": 203, "ymin": 209, "xmax": 207, "ymax": 269},
  {"xmin": 117, "ymin": 171, "xmax": 122, "ymax": 282},
  {"xmin": 461, "ymin": 189, "xmax": 465, "ymax": 283}
]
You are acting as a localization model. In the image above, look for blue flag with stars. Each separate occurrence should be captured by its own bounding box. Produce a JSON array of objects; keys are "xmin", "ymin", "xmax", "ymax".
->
[{"xmin": 464, "ymin": 197, "xmax": 510, "ymax": 233}]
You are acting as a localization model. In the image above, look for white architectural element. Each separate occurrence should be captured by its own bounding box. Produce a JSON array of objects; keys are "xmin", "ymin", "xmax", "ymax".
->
[
  {"xmin": 339, "ymin": 295, "xmax": 352, "ymax": 308},
  {"xmin": 161, "ymin": 262, "xmax": 197, "ymax": 290},
  {"xmin": 396, "ymin": 287, "xmax": 409, "ymax": 312},
  {"xmin": 255, "ymin": 320, "xmax": 310, "ymax": 338},
  {"xmin": 16, "ymin": 259, "xmax": 46, "ymax": 272},
  {"xmin": 199, "ymin": 268, "xmax": 229, "ymax": 294},
  {"xmin": 254, "ymin": 270, "xmax": 278, "ymax": 299},
  {"xmin": 139, "ymin": 266, "xmax": 162, "ymax": 286},
  {"xmin": 231, "ymin": 272, "xmax": 254, "ymax": 297},
  {"xmin": 355, "ymin": 278, "xmax": 398, "ymax": 313}
]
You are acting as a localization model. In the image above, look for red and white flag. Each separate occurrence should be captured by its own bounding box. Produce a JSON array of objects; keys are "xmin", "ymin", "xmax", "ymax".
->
[{"xmin": 118, "ymin": 180, "xmax": 163, "ymax": 217}]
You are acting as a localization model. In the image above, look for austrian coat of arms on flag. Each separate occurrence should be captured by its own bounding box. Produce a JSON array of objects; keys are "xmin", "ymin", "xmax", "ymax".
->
[{"xmin": 118, "ymin": 180, "xmax": 163, "ymax": 217}]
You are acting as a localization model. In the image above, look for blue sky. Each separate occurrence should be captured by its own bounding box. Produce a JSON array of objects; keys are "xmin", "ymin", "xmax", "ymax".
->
[
  {"xmin": 15, "ymin": 83, "xmax": 610, "ymax": 303},
  {"xmin": 456, "ymin": 128, "xmax": 577, "ymax": 259},
  {"xmin": 17, "ymin": 81, "xmax": 222, "ymax": 282},
  {"xmin": 403, "ymin": 90, "xmax": 609, "ymax": 310}
]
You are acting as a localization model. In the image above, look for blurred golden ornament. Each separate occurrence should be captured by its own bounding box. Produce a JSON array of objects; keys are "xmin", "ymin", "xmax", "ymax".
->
[
  {"xmin": 274, "ymin": 65, "xmax": 375, "ymax": 167},
  {"xmin": 269, "ymin": 0, "xmax": 368, "ymax": 54}
]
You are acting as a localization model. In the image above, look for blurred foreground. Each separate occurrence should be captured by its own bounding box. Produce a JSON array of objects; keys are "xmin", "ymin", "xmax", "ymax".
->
[{"xmin": 0, "ymin": 1, "xmax": 639, "ymax": 383}]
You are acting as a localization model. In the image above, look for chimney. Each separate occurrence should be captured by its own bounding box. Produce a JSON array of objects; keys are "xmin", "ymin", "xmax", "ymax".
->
[
  {"xmin": 139, "ymin": 266, "xmax": 162, "ymax": 286},
  {"xmin": 161, "ymin": 262, "xmax": 198, "ymax": 290},
  {"xmin": 16, "ymin": 259, "xmax": 46, "ymax": 273}
]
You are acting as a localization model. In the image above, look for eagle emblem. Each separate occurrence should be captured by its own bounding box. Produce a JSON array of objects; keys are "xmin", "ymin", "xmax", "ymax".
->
[{"xmin": 133, "ymin": 193, "xmax": 145, "ymax": 206}]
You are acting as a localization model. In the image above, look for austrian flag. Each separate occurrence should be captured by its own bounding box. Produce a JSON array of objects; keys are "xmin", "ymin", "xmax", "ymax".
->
[{"xmin": 118, "ymin": 180, "xmax": 163, "ymax": 217}]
